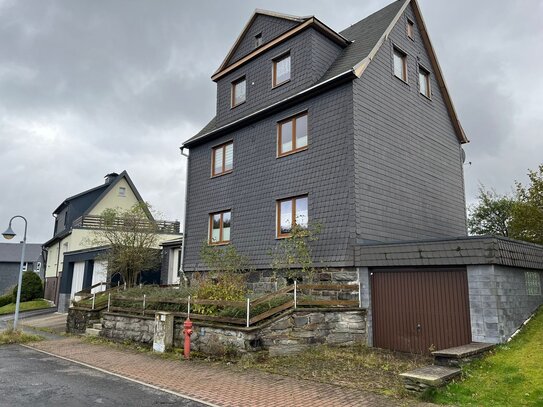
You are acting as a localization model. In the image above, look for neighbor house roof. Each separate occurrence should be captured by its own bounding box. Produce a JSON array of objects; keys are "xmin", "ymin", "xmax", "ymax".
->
[
  {"xmin": 0, "ymin": 243, "xmax": 43, "ymax": 263},
  {"xmin": 183, "ymin": 0, "xmax": 467, "ymax": 148}
]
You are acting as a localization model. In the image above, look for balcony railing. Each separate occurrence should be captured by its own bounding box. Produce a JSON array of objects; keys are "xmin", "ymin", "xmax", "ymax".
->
[{"xmin": 72, "ymin": 215, "xmax": 180, "ymax": 234}]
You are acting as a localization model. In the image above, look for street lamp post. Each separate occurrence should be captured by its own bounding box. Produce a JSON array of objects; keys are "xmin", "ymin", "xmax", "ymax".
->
[{"xmin": 2, "ymin": 215, "xmax": 28, "ymax": 330}]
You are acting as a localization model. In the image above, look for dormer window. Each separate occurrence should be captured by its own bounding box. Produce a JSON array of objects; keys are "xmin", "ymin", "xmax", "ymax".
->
[
  {"xmin": 254, "ymin": 33, "xmax": 262, "ymax": 48},
  {"xmin": 273, "ymin": 53, "xmax": 291, "ymax": 87},
  {"xmin": 231, "ymin": 76, "xmax": 246, "ymax": 107}
]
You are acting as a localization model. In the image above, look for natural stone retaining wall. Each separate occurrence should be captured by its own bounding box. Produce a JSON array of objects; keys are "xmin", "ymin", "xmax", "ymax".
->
[
  {"xmin": 100, "ymin": 308, "xmax": 366, "ymax": 356},
  {"xmin": 67, "ymin": 307, "xmax": 102, "ymax": 334}
]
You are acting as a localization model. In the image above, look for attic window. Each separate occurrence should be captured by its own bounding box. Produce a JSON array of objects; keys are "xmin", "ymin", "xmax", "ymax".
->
[
  {"xmin": 119, "ymin": 187, "xmax": 126, "ymax": 197},
  {"xmin": 231, "ymin": 76, "xmax": 246, "ymax": 107},
  {"xmin": 254, "ymin": 33, "xmax": 262, "ymax": 48},
  {"xmin": 273, "ymin": 53, "xmax": 291, "ymax": 87},
  {"xmin": 419, "ymin": 66, "xmax": 431, "ymax": 98},
  {"xmin": 393, "ymin": 47, "xmax": 407, "ymax": 82},
  {"xmin": 407, "ymin": 19, "xmax": 414, "ymax": 40}
]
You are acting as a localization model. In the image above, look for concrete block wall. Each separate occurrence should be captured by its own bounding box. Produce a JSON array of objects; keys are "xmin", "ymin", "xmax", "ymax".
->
[{"xmin": 467, "ymin": 265, "xmax": 543, "ymax": 343}]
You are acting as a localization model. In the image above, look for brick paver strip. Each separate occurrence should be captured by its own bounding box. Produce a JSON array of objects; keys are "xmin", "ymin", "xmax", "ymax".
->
[{"xmin": 28, "ymin": 338, "xmax": 405, "ymax": 407}]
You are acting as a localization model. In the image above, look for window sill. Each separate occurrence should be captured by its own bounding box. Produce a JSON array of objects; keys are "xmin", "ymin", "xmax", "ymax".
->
[
  {"xmin": 272, "ymin": 79, "xmax": 290, "ymax": 89},
  {"xmin": 208, "ymin": 241, "xmax": 230, "ymax": 246},
  {"xmin": 277, "ymin": 146, "xmax": 307, "ymax": 159},
  {"xmin": 230, "ymin": 100, "xmax": 246, "ymax": 110},
  {"xmin": 275, "ymin": 234, "xmax": 291, "ymax": 240},
  {"xmin": 211, "ymin": 170, "xmax": 233, "ymax": 179},
  {"xmin": 393, "ymin": 74, "xmax": 409, "ymax": 85},
  {"xmin": 419, "ymin": 92, "xmax": 432, "ymax": 101}
]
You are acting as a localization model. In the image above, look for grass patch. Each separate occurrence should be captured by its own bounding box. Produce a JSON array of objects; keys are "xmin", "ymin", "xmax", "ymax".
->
[
  {"xmin": 237, "ymin": 343, "xmax": 429, "ymax": 399},
  {"xmin": 430, "ymin": 307, "xmax": 543, "ymax": 406},
  {"xmin": 0, "ymin": 327, "xmax": 43, "ymax": 345},
  {"xmin": 0, "ymin": 299, "xmax": 52, "ymax": 315}
]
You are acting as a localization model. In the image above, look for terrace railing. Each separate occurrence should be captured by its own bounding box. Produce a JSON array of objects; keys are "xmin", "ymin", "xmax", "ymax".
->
[
  {"xmin": 72, "ymin": 215, "xmax": 180, "ymax": 234},
  {"xmin": 103, "ymin": 282, "xmax": 362, "ymax": 328}
]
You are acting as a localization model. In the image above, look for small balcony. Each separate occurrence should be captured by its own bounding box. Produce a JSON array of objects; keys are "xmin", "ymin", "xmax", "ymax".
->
[{"xmin": 72, "ymin": 215, "xmax": 180, "ymax": 234}]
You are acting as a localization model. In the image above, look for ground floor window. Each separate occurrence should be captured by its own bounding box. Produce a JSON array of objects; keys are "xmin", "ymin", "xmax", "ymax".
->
[{"xmin": 209, "ymin": 210, "xmax": 231, "ymax": 244}]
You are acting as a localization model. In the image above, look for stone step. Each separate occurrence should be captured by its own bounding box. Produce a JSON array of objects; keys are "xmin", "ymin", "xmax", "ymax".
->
[
  {"xmin": 85, "ymin": 328, "xmax": 101, "ymax": 337},
  {"xmin": 400, "ymin": 365, "xmax": 461, "ymax": 393},
  {"xmin": 433, "ymin": 342, "xmax": 494, "ymax": 366},
  {"xmin": 92, "ymin": 323, "xmax": 102, "ymax": 330}
]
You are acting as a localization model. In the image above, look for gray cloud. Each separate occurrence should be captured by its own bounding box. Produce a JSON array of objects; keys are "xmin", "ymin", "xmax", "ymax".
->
[{"xmin": 0, "ymin": 0, "xmax": 541, "ymax": 242}]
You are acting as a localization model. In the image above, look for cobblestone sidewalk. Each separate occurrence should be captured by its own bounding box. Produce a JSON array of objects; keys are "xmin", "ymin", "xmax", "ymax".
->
[{"xmin": 27, "ymin": 338, "xmax": 409, "ymax": 407}]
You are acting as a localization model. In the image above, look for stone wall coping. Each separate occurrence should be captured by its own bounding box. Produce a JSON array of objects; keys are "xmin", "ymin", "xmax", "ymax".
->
[{"xmin": 103, "ymin": 307, "xmax": 366, "ymax": 332}]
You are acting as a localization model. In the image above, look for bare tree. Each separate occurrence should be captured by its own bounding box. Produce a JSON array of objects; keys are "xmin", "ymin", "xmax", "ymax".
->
[{"xmin": 92, "ymin": 203, "xmax": 161, "ymax": 287}]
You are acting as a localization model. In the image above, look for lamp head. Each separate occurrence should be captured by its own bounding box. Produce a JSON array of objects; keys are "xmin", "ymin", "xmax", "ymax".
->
[{"xmin": 2, "ymin": 225, "xmax": 16, "ymax": 240}]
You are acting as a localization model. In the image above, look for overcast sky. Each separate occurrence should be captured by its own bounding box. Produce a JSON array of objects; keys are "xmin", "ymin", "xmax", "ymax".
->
[{"xmin": 0, "ymin": 0, "xmax": 541, "ymax": 244}]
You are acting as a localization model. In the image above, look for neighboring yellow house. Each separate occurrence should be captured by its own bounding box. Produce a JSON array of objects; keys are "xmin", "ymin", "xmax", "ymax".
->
[{"xmin": 43, "ymin": 171, "xmax": 181, "ymax": 312}]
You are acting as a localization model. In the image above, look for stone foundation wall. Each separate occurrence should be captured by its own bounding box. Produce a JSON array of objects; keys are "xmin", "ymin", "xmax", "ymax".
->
[{"xmin": 100, "ymin": 309, "xmax": 366, "ymax": 356}]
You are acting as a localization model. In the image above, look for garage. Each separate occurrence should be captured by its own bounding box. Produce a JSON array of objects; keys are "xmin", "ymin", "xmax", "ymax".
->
[{"xmin": 371, "ymin": 267, "xmax": 472, "ymax": 354}]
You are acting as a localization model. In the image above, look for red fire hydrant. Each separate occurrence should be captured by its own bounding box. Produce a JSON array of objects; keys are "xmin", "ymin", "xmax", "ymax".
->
[{"xmin": 183, "ymin": 318, "xmax": 193, "ymax": 360}]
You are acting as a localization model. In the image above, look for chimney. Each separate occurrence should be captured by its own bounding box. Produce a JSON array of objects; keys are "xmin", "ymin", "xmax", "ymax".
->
[{"xmin": 104, "ymin": 172, "xmax": 119, "ymax": 184}]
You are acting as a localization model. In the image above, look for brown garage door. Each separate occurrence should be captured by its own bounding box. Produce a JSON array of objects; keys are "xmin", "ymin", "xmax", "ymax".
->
[{"xmin": 371, "ymin": 267, "xmax": 471, "ymax": 354}]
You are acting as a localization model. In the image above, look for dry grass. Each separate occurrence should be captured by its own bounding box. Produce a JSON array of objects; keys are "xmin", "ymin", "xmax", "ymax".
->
[
  {"xmin": 0, "ymin": 327, "xmax": 43, "ymax": 345},
  {"xmin": 237, "ymin": 343, "xmax": 430, "ymax": 399}
]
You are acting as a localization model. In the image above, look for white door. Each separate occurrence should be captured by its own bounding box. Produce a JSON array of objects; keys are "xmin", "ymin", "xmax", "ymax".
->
[
  {"xmin": 71, "ymin": 262, "xmax": 85, "ymax": 299},
  {"xmin": 91, "ymin": 261, "xmax": 108, "ymax": 293}
]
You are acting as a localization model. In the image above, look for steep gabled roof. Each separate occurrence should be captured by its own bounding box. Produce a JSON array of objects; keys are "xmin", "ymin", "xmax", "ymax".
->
[
  {"xmin": 215, "ymin": 9, "xmax": 309, "ymax": 75},
  {"xmin": 0, "ymin": 243, "xmax": 43, "ymax": 263},
  {"xmin": 185, "ymin": 0, "xmax": 468, "ymax": 147}
]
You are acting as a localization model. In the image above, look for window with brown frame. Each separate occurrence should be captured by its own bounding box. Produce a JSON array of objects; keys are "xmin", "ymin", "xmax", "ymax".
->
[
  {"xmin": 212, "ymin": 142, "xmax": 233, "ymax": 177},
  {"xmin": 209, "ymin": 210, "xmax": 231, "ymax": 244},
  {"xmin": 272, "ymin": 53, "xmax": 291, "ymax": 87},
  {"xmin": 419, "ymin": 66, "xmax": 431, "ymax": 98},
  {"xmin": 276, "ymin": 196, "xmax": 308, "ymax": 238},
  {"xmin": 407, "ymin": 19, "xmax": 414, "ymax": 40},
  {"xmin": 393, "ymin": 47, "xmax": 407, "ymax": 82},
  {"xmin": 231, "ymin": 77, "xmax": 246, "ymax": 107},
  {"xmin": 277, "ymin": 112, "xmax": 308, "ymax": 157}
]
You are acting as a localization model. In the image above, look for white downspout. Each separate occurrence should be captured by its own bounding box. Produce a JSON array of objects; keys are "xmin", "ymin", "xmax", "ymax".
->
[{"xmin": 178, "ymin": 146, "xmax": 190, "ymax": 286}]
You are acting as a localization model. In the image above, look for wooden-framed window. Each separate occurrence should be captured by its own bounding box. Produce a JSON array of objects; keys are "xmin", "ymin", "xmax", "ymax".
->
[
  {"xmin": 211, "ymin": 141, "xmax": 233, "ymax": 177},
  {"xmin": 419, "ymin": 66, "xmax": 431, "ymax": 98},
  {"xmin": 254, "ymin": 33, "xmax": 262, "ymax": 48},
  {"xmin": 393, "ymin": 47, "xmax": 407, "ymax": 82},
  {"xmin": 276, "ymin": 196, "xmax": 308, "ymax": 238},
  {"xmin": 209, "ymin": 210, "xmax": 231, "ymax": 245},
  {"xmin": 231, "ymin": 76, "xmax": 246, "ymax": 107},
  {"xmin": 407, "ymin": 19, "xmax": 414, "ymax": 40},
  {"xmin": 272, "ymin": 53, "xmax": 291, "ymax": 87},
  {"xmin": 277, "ymin": 112, "xmax": 308, "ymax": 157}
]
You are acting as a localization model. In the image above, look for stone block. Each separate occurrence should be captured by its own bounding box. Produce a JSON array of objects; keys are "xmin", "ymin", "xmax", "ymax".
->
[
  {"xmin": 270, "ymin": 318, "xmax": 293, "ymax": 330},
  {"xmin": 309, "ymin": 314, "xmax": 325, "ymax": 324},
  {"xmin": 293, "ymin": 316, "xmax": 308, "ymax": 328},
  {"xmin": 331, "ymin": 271, "xmax": 358, "ymax": 282}
]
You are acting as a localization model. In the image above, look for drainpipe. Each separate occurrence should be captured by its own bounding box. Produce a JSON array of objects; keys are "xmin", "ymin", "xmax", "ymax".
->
[{"xmin": 178, "ymin": 146, "xmax": 190, "ymax": 286}]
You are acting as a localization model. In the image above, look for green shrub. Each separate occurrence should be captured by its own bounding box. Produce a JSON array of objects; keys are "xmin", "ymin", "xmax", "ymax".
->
[
  {"xmin": 193, "ymin": 273, "xmax": 247, "ymax": 315},
  {"xmin": 13, "ymin": 271, "xmax": 43, "ymax": 302},
  {"xmin": 0, "ymin": 294, "xmax": 12, "ymax": 307}
]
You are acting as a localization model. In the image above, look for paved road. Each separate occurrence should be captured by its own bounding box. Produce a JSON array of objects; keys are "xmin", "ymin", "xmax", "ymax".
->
[{"xmin": 0, "ymin": 345, "xmax": 205, "ymax": 407}]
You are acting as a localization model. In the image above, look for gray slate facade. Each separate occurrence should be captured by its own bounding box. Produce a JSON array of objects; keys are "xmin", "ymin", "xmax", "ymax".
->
[{"xmin": 182, "ymin": 1, "xmax": 468, "ymax": 272}]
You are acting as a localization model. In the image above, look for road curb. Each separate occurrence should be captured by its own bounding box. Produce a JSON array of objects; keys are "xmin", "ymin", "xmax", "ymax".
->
[{"xmin": 21, "ymin": 344, "xmax": 220, "ymax": 407}]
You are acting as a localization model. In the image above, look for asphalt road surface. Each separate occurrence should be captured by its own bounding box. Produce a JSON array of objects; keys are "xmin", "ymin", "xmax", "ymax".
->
[{"xmin": 0, "ymin": 345, "xmax": 206, "ymax": 407}]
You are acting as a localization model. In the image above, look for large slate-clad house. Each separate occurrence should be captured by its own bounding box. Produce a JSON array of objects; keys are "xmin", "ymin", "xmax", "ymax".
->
[{"xmin": 181, "ymin": 0, "xmax": 543, "ymax": 353}]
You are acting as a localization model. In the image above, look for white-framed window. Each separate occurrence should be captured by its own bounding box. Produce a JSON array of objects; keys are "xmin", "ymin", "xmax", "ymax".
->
[
  {"xmin": 22, "ymin": 262, "xmax": 28, "ymax": 272},
  {"xmin": 35, "ymin": 262, "xmax": 41, "ymax": 273},
  {"xmin": 254, "ymin": 32, "xmax": 263, "ymax": 48},
  {"xmin": 119, "ymin": 186, "xmax": 126, "ymax": 197},
  {"xmin": 525, "ymin": 272, "xmax": 542, "ymax": 296}
]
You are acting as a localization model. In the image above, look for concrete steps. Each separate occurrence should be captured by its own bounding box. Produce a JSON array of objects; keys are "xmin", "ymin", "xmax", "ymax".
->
[
  {"xmin": 85, "ymin": 322, "xmax": 103, "ymax": 337},
  {"xmin": 400, "ymin": 342, "xmax": 494, "ymax": 392},
  {"xmin": 432, "ymin": 342, "xmax": 494, "ymax": 367}
]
